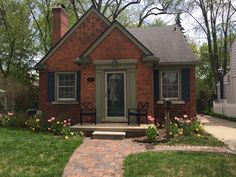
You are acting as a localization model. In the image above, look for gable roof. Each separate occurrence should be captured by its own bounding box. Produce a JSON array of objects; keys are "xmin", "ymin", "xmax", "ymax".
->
[
  {"xmin": 34, "ymin": 6, "xmax": 111, "ymax": 69},
  {"xmin": 78, "ymin": 21, "xmax": 154, "ymax": 59},
  {"xmin": 128, "ymin": 25, "xmax": 198, "ymax": 65}
]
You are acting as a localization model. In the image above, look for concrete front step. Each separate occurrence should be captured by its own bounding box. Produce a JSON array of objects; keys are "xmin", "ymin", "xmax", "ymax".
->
[{"xmin": 92, "ymin": 131, "xmax": 126, "ymax": 139}]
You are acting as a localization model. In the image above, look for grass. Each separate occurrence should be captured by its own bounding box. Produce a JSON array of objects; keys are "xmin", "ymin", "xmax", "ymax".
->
[
  {"xmin": 166, "ymin": 133, "xmax": 225, "ymax": 147},
  {"xmin": 0, "ymin": 128, "xmax": 82, "ymax": 177},
  {"xmin": 124, "ymin": 151, "xmax": 236, "ymax": 177}
]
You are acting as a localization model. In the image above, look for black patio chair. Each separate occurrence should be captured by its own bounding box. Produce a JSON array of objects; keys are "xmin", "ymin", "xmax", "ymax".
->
[
  {"xmin": 128, "ymin": 102, "xmax": 149, "ymax": 126},
  {"xmin": 80, "ymin": 102, "xmax": 96, "ymax": 125}
]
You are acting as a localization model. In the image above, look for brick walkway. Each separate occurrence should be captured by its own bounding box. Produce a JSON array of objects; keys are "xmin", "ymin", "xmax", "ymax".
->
[{"xmin": 63, "ymin": 138, "xmax": 235, "ymax": 177}]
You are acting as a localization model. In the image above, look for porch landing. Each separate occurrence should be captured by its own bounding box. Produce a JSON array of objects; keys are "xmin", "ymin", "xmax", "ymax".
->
[{"xmin": 71, "ymin": 123, "xmax": 149, "ymax": 137}]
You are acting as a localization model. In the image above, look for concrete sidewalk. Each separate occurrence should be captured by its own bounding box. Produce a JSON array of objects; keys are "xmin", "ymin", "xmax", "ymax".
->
[{"xmin": 200, "ymin": 115, "xmax": 236, "ymax": 151}]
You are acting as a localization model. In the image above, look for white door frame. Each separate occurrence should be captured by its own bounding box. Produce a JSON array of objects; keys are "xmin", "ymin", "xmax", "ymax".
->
[{"xmin": 104, "ymin": 71, "xmax": 127, "ymax": 121}]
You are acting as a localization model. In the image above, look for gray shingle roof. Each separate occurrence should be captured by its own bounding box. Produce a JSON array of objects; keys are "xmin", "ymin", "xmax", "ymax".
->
[{"xmin": 128, "ymin": 25, "xmax": 198, "ymax": 65}]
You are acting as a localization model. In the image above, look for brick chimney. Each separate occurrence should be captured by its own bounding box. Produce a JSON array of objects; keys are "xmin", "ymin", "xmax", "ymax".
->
[{"xmin": 52, "ymin": 4, "xmax": 68, "ymax": 46}]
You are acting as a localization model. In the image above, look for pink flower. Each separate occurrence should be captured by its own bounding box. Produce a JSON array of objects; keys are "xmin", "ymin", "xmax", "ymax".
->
[
  {"xmin": 51, "ymin": 117, "xmax": 55, "ymax": 120},
  {"xmin": 48, "ymin": 119, "xmax": 52, "ymax": 122},
  {"xmin": 183, "ymin": 114, "xmax": 188, "ymax": 118},
  {"xmin": 148, "ymin": 115, "xmax": 155, "ymax": 122},
  {"xmin": 63, "ymin": 120, "xmax": 67, "ymax": 123},
  {"xmin": 186, "ymin": 120, "xmax": 191, "ymax": 124},
  {"xmin": 174, "ymin": 117, "xmax": 180, "ymax": 121},
  {"xmin": 7, "ymin": 112, "xmax": 14, "ymax": 116}
]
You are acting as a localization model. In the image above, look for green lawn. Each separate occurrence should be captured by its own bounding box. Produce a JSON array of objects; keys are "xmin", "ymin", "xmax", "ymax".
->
[
  {"xmin": 124, "ymin": 151, "xmax": 236, "ymax": 177},
  {"xmin": 0, "ymin": 128, "xmax": 82, "ymax": 177},
  {"xmin": 166, "ymin": 134, "xmax": 225, "ymax": 147}
]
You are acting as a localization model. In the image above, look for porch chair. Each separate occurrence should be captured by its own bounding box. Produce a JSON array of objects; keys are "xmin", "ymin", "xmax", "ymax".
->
[
  {"xmin": 80, "ymin": 102, "xmax": 96, "ymax": 125},
  {"xmin": 128, "ymin": 102, "xmax": 149, "ymax": 126}
]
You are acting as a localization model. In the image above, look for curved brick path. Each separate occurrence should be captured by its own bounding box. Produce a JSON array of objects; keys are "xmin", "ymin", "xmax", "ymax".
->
[{"xmin": 63, "ymin": 138, "xmax": 235, "ymax": 177}]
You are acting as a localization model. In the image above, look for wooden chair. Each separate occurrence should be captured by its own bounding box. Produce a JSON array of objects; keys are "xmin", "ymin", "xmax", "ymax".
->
[
  {"xmin": 128, "ymin": 102, "xmax": 149, "ymax": 126},
  {"xmin": 80, "ymin": 102, "xmax": 96, "ymax": 125}
]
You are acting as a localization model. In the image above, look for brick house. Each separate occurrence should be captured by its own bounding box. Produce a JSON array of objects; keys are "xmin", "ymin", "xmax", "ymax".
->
[{"xmin": 34, "ymin": 6, "xmax": 198, "ymax": 125}]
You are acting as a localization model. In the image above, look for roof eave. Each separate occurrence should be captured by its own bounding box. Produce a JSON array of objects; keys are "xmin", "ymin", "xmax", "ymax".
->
[
  {"xmin": 33, "ymin": 63, "xmax": 47, "ymax": 70},
  {"xmin": 159, "ymin": 60, "xmax": 199, "ymax": 66}
]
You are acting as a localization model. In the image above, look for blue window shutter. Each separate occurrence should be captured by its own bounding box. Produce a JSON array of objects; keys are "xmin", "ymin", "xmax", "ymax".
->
[
  {"xmin": 47, "ymin": 72, "xmax": 55, "ymax": 102},
  {"xmin": 181, "ymin": 68, "xmax": 190, "ymax": 101},
  {"xmin": 153, "ymin": 69, "xmax": 160, "ymax": 102},
  {"xmin": 77, "ymin": 71, "xmax": 81, "ymax": 102}
]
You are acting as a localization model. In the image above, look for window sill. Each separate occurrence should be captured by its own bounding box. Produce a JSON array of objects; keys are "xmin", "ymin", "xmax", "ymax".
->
[
  {"xmin": 51, "ymin": 101, "xmax": 79, "ymax": 105},
  {"xmin": 157, "ymin": 100, "xmax": 185, "ymax": 104}
]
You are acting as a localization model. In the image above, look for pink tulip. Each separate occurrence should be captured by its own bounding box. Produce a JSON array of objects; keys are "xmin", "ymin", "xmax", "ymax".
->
[
  {"xmin": 148, "ymin": 115, "xmax": 155, "ymax": 122},
  {"xmin": 7, "ymin": 112, "xmax": 14, "ymax": 116}
]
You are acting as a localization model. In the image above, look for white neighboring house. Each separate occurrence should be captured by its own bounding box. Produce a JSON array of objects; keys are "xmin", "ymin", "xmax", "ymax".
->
[
  {"xmin": 0, "ymin": 89, "xmax": 7, "ymax": 112},
  {"xmin": 214, "ymin": 40, "xmax": 236, "ymax": 117}
]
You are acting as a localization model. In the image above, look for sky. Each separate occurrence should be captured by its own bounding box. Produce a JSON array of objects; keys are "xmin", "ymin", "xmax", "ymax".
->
[{"xmin": 156, "ymin": 1, "xmax": 236, "ymax": 46}]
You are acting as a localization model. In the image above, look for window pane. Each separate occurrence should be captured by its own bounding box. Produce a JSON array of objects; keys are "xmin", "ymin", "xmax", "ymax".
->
[
  {"xmin": 58, "ymin": 73, "xmax": 76, "ymax": 99},
  {"xmin": 162, "ymin": 71, "xmax": 179, "ymax": 98}
]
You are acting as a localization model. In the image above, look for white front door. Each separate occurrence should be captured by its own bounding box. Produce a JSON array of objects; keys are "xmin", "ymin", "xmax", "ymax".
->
[{"xmin": 105, "ymin": 71, "xmax": 126, "ymax": 120}]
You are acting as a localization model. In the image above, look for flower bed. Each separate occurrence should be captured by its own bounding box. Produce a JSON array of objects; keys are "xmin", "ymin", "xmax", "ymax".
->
[{"xmin": 0, "ymin": 112, "xmax": 83, "ymax": 139}]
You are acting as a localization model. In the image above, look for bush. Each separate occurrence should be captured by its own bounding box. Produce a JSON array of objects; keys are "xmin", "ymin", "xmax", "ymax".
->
[
  {"xmin": 47, "ymin": 117, "xmax": 75, "ymax": 138},
  {"xmin": 0, "ymin": 112, "xmax": 15, "ymax": 126},
  {"xmin": 25, "ymin": 115, "xmax": 41, "ymax": 132},
  {"xmin": 169, "ymin": 122, "xmax": 179, "ymax": 136},
  {"xmin": 8, "ymin": 112, "xmax": 27, "ymax": 128},
  {"xmin": 146, "ymin": 125, "xmax": 159, "ymax": 140},
  {"xmin": 172, "ymin": 115, "xmax": 203, "ymax": 137}
]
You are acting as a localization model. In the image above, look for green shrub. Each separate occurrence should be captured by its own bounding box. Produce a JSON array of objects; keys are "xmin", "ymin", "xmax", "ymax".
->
[
  {"xmin": 169, "ymin": 122, "xmax": 178, "ymax": 136},
  {"xmin": 25, "ymin": 115, "xmax": 41, "ymax": 132},
  {"xmin": 9, "ymin": 112, "xmax": 27, "ymax": 128},
  {"xmin": 47, "ymin": 117, "xmax": 75, "ymax": 138},
  {"xmin": 173, "ymin": 116, "xmax": 204, "ymax": 137},
  {"xmin": 146, "ymin": 125, "xmax": 159, "ymax": 140},
  {"xmin": 191, "ymin": 120, "xmax": 203, "ymax": 133},
  {"xmin": 0, "ymin": 113, "xmax": 15, "ymax": 127}
]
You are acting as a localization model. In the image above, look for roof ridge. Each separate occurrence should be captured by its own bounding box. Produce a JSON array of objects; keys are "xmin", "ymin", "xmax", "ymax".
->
[{"xmin": 127, "ymin": 24, "xmax": 176, "ymax": 30}]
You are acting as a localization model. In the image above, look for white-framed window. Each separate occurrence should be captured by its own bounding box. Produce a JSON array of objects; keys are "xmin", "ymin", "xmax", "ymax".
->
[
  {"xmin": 161, "ymin": 71, "xmax": 179, "ymax": 99},
  {"xmin": 56, "ymin": 72, "xmax": 76, "ymax": 101}
]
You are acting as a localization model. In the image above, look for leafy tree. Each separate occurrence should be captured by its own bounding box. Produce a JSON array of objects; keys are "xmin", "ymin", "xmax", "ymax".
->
[
  {"xmin": 184, "ymin": 0, "xmax": 236, "ymax": 91},
  {"xmin": 68, "ymin": 0, "xmax": 183, "ymax": 27},
  {"xmin": 175, "ymin": 12, "xmax": 184, "ymax": 33},
  {"xmin": 0, "ymin": 0, "xmax": 37, "ymax": 77}
]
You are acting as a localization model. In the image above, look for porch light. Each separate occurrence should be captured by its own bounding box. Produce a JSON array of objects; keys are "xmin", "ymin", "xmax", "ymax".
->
[{"xmin": 112, "ymin": 58, "xmax": 118, "ymax": 66}]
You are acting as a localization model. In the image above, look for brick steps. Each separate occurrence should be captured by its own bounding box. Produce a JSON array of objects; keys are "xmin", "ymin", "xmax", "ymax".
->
[{"xmin": 92, "ymin": 131, "xmax": 126, "ymax": 139}]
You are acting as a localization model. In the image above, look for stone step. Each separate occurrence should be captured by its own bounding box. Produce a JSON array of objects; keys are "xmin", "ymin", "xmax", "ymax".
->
[{"xmin": 92, "ymin": 131, "xmax": 126, "ymax": 139}]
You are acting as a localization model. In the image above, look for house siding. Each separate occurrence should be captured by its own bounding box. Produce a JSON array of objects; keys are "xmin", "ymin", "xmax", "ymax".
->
[
  {"xmin": 223, "ymin": 72, "xmax": 233, "ymax": 103},
  {"xmin": 231, "ymin": 40, "xmax": 236, "ymax": 103}
]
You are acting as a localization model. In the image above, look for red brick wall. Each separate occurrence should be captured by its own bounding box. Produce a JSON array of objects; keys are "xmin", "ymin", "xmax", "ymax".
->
[
  {"xmin": 89, "ymin": 28, "xmax": 154, "ymax": 121},
  {"xmin": 39, "ymin": 12, "xmax": 109, "ymax": 123},
  {"xmin": 39, "ymin": 10, "xmax": 196, "ymax": 125},
  {"xmin": 154, "ymin": 67, "xmax": 196, "ymax": 125}
]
